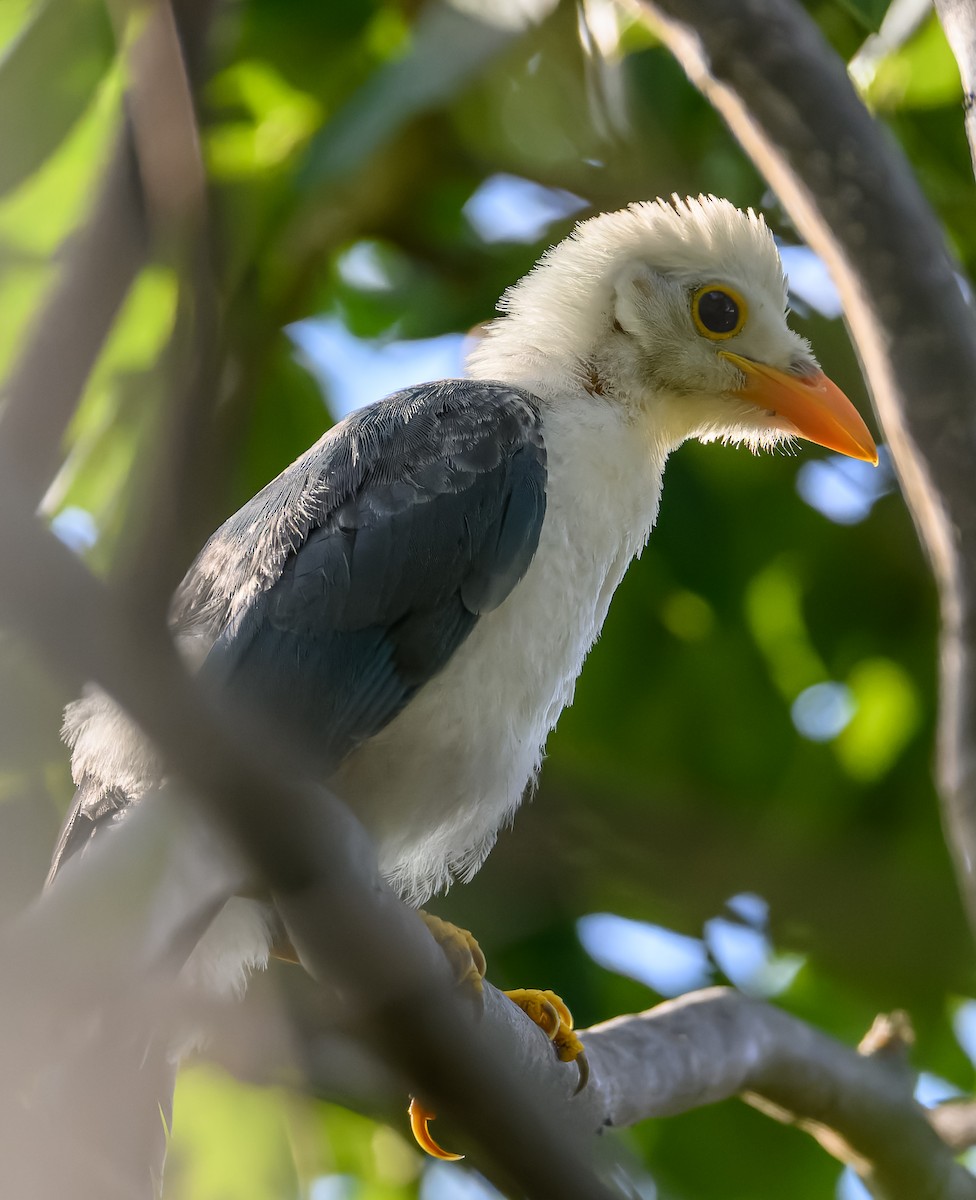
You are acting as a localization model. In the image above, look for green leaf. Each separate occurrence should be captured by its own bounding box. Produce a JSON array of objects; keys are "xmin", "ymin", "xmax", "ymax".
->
[
  {"xmin": 163, "ymin": 1065, "xmax": 298, "ymax": 1200},
  {"xmin": 833, "ymin": 0, "xmax": 892, "ymax": 35},
  {"xmin": 0, "ymin": 0, "xmax": 114, "ymax": 198},
  {"xmin": 744, "ymin": 560, "xmax": 828, "ymax": 698},
  {"xmin": 205, "ymin": 58, "xmax": 322, "ymax": 180},
  {"xmin": 865, "ymin": 14, "xmax": 963, "ymax": 111},
  {"xmin": 231, "ymin": 341, "xmax": 332, "ymax": 508},
  {"xmin": 0, "ymin": 60, "xmax": 122, "ymax": 258}
]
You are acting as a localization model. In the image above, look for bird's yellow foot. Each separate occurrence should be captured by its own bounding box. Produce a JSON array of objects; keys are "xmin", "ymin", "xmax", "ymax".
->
[
  {"xmin": 504, "ymin": 987, "xmax": 589, "ymax": 1092},
  {"xmin": 409, "ymin": 917, "xmax": 588, "ymax": 1160},
  {"xmin": 419, "ymin": 911, "xmax": 487, "ymax": 993}
]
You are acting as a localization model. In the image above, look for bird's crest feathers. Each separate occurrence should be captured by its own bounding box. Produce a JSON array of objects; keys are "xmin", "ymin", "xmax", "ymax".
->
[{"xmin": 468, "ymin": 195, "xmax": 787, "ymax": 383}]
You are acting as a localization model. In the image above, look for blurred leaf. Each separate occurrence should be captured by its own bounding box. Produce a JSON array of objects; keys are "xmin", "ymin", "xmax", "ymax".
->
[
  {"xmin": 866, "ymin": 13, "xmax": 962, "ymax": 110},
  {"xmin": 0, "ymin": 0, "xmax": 114, "ymax": 198},
  {"xmin": 205, "ymin": 58, "xmax": 322, "ymax": 179},
  {"xmin": 833, "ymin": 0, "xmax": 893, "ymax": 35},
  {"xmin": 0, "ymin": 50, "xmax": 122, "ymax": 413},
  {"xmin": 745, "ymin": 560, "xmax": 828, "ymax": 698},
  {"xmin": 0, "ymin": 59, "xmax": 121, "ymax": 256},
  {"xmin": 164, "ymin": 1065, "xmax": 297, "ymax": 1200},
  {"xmin": 230, "ymin": 340, "xmax": 332, "ymax": 508},
  {"xmin": 660, "ymin": 588, "xmax": 715, "ymax": 642},
  {"xmin": 0, "ymin": 259, "xmax": 53, "ymax": 384},
  {"xmin": 300, "ymin": 4, "xmax": 519, "ymax": 188},
  {"xmin": 48, "ymin": 267, "xmax": 178, "ymax": 548},
  {"xmin": 835, "ymin": 657, "xmax": 921, "ymax": 780},
  {"xmin": 0, "ymin": 2, "xmax": 35, "ymax": 49}
]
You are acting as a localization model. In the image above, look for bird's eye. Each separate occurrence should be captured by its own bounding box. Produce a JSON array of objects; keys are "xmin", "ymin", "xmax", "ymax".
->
[{"xmin": 692, "ymin": 285, "xmax": 747, "ymax": 340}]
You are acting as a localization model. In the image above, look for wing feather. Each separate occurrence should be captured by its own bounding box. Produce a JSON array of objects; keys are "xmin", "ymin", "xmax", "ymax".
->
[
  {"xmin": 51, "ymin": 380, "xmax": 547, "ymax": 879},
  {"xmin": 194, "ymin": 379, "xmax": 547, "ymax": 769}
]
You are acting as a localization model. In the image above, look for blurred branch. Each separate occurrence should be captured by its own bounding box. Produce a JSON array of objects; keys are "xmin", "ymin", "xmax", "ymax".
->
[
  {"xmin": 932, "ymin": 1098, "xmax": 976, "ymax": 1152},
  {"xmin": 0, "ymin": 793, "xmax": 238, "ymax": 1200},
  {"xmin": 113, "ymin": 0, "xmax": 207, "ymax": 238},
  {"xmin": 638, "ymin": 0, "xmax": 976, "ymax": 950},
  {"xmin": 935, "ymin": 0, "xmax": 976, "ymax": 177},
  {"xmin": 107, "ymin": 0, "xmax": 223, "ymax": 617},
  {"xmin": 7, "ymin": 763, "xmax": 973, "ymax": 1200}
]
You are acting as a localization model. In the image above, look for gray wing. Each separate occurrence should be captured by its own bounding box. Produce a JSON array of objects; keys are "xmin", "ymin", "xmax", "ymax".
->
[
  {"xmin": 176, "ymin": 378, "xmax": 548, "ymax": 770},
  {"xmin": 50, "ymin": 380, "xmax": 546, "ymax": 879}
]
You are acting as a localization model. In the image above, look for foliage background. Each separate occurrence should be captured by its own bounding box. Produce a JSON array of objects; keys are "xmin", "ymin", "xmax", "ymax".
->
[{"xmin": 0, "ymin": 0, "xmax": 972, "ymax": 1197}]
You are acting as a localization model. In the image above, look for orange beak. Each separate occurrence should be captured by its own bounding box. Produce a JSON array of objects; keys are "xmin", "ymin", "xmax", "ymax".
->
[{"xmin": 720, "ymin": 351, "xmax": 878, "ymax": 465}]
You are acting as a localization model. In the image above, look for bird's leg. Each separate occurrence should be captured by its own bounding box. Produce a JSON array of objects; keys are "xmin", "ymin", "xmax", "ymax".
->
[{"xmin": 409, "ymin": 913, "xmax": 588, "ymax": 1161}]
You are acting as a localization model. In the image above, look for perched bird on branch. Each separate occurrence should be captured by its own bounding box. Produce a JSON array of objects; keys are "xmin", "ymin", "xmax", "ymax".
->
[{"xmin": 50, "ymin": 195, "xmax": 876, "ymax": 1168}]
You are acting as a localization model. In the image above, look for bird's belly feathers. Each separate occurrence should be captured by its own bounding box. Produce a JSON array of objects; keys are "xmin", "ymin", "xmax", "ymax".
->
[{"xmin": 333, "ymin": 399, "xmax": 663, "ymax": 904}]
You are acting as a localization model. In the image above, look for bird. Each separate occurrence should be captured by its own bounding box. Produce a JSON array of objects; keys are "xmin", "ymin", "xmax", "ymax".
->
[{"xmin": 49, "ymin": 194, "xmax": 876, "ymax": 1174}]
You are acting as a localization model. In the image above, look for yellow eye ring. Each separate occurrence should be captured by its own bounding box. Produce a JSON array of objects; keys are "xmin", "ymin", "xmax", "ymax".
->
[{"xmin": 691, "ymin": 284, "xmax": 748, "ymax": 340}]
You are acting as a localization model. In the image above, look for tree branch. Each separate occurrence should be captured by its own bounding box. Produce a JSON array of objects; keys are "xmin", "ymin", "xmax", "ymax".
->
[
  {"xmin": 639, "ymin": 0, "xmax": 976, "ymax": 948},
  {"xmin": 8, "ymin": 780, "xmax": 974, "ymax": 1200},
  {"xmin": 932, "ymin": 1099, "xmax": 976, "ymax": 1153},
  {"xmin": 582, "ymin": 991, "xmax": 976, "ymax": 1200},
  {"xmin": 107, "ymin": 0, "xmax": 224, "ymax": 618}
]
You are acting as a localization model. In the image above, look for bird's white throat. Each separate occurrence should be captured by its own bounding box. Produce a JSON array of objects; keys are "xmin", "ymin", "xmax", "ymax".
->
[{"xmin": 333, "ymin": 387, "xmax": 665, "ymax": 903}]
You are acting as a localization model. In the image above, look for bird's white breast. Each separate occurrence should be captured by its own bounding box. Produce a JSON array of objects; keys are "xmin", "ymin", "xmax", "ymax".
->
[{"xmin": 333, "ymin": 390, "xmax": 666, "ymax": 904}]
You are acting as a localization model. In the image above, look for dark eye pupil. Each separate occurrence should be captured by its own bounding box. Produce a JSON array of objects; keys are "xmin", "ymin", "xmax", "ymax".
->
[{"xmin": 697, "ymin": 290, "xmax": 739, "ymax": 334}]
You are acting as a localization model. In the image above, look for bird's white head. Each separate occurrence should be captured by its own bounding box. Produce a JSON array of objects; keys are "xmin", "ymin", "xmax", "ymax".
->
[{"xmin": 467, "ymin": 195, "xmax": 877, "ymax": 464}]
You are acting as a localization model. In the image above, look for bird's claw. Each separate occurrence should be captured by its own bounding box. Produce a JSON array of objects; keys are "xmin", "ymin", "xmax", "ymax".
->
[
  {"xmin": 408, "ymin": 1096, "xmax": 464, "ymax": 1161},
  {"xmin": 504, "ymin": 987, "xmax": 589, "ymax": 1093},
  {"xmin": 408, "ymin": 928, "xmax": 589, "ymax": 1161},
  {"xmin": 573, "ymin": 1045, "xmax": 590, "ymax": 1094}
]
